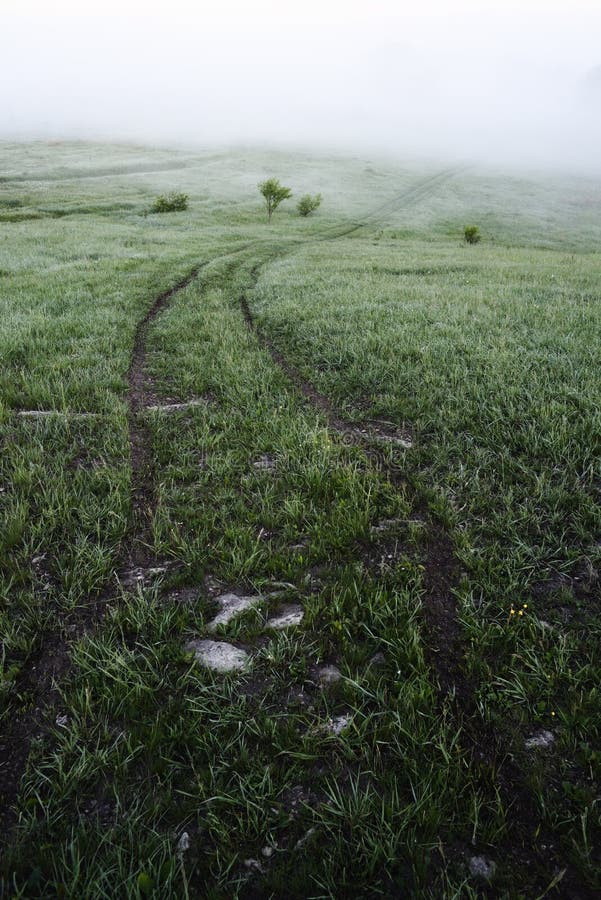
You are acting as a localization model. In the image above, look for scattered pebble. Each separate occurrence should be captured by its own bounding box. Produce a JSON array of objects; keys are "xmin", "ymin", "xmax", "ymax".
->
[
  {"xmin": 207, "ymin": 593, "xmax": 262, "ymax": 631},
  {"xmin": 119, "ymin": 565, "xmax": 168, "ymax": 588},
  {"xmin": 185, "ymin": 639, "xmax": 250, "ymax": 673},
  {"xmin": 176, "ymin": 832, "xmax": 190, "ymax": 854},
  {"xmin": 469, "ymin": 856, "xmax": 496, "ymax": 881},
  {"xmin": 253, "ymin": 454, "xmax": 276, "ymax": 471},
  {"xmin": 294, "ymin": 827, "xmax": 317, "ymax": 851},
  {"xmin": 146, "ymin": 399, "xmax": 207, "ymax": 413},
  {"xmin": 266, "ymin": 604, "xmax": 304, "ymax": 630},
  {"xmin": 203, "ymin": 575, "xmax": 222, "ymax": 596},
  {"xmin": 369, "ymin": 651, "xmax": 386, "ymax": 668},
  {"xmin": 243, "ymin": 858, "xmax": 265, "ymax": 874},
  {"xmin": 283, "ymin": 785, "xmax": 321, "ymax": 818},
  {"xmin": 370, "ymin": 518, "xmax": 402, "ymax": 535},
  {"xmin": 316, "ymin": 665, "xmax": 342, "ymax": 687},
  {"xmin": 167, "ymin": 587, "xmax": 200, "ymax": 606},
  {"xmin": 351, "ymin": 425, "xmax": 413, "ymax": 449},
  {"xmin": 16, "ymin": 409, "xmax": 96, "ymax": 419},
  {"xmin": 326, "ymin": 714, "xmax": 352, "ymax": 735},
  {"xmin": 525, "ymin": 730, "xmax": 555, "ymax": 750}
]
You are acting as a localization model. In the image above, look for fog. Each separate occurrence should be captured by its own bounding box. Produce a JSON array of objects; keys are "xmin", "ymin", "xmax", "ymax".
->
[{"xmin": 2, "ymin": 0, "xmax": 601, "ymax": 172}]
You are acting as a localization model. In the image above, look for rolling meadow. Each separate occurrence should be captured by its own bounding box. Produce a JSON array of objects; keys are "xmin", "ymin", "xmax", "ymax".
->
[{"xmin": 0, "ymin": 141, "xmax": 600, "ymax": 898}]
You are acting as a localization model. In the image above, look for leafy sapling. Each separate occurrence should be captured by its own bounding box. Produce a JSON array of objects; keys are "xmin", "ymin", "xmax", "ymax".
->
[{"xmin": 258, "ymin": 178, "xmax": 292, "ymax": 221}]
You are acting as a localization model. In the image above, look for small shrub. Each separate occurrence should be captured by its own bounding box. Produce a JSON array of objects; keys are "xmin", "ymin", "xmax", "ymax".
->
[
  {"xmin": 297, "ymin": 193, "xmax": 322, "ymax": 217},
  {"xmin": 464, "ymin": 225, "xmax": 481, "ymax": 244},
  {"xmin": 151, "ymin": 192, "xmax": 189, "ymax": 213}
]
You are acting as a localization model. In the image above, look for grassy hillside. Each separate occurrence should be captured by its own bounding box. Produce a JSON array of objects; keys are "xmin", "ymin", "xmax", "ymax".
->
[{"xmin": 0, "ymin": 141, "xmax": 599, "ymax": 898}]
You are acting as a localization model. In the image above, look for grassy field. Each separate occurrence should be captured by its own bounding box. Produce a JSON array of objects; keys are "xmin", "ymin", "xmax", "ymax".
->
[{"xmin": 0, "ymin": 140, "xmax": 599, "ymax": 898}]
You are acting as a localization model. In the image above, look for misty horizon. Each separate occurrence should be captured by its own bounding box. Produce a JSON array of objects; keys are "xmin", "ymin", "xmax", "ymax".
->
[{"xmin": 2, "ymin": 1, "xmax": 601, "ymax": 173}]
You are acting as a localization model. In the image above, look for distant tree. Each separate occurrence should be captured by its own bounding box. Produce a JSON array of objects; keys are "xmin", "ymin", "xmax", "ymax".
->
[
  {"xmin": 258, "ymin": 178, "xmax": 292, "ymax": 222},
  {"xmin": 297, "ymin": 193, "xmax": 322, "ymax": 217},
  {"xmin": 464, "ymin": 225, "xmax": 481, "ymax": 244},
  {"xmin": 151, "ymin": 192, "xmax": 189, "ymax": 213}
]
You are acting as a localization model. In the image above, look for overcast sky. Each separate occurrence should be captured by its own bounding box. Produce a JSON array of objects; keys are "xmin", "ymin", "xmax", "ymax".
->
[{"xmin": 2, "ymin": 1, "xmax": 600, "ymax": 170}]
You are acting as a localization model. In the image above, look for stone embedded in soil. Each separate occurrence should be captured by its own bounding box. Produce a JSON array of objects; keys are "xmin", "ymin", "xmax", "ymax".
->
[
  {"xmin": 469, "ymin": 856, "xmax": 496, "ymax": 881},
  {"xmin": 380, "ymin": 434, "xmax": 413, "ymax": 449},
  {"xmin": 243, "ymin": 858, "xmax": 265, "ymax": 874},
  {"xmin": 326, "ymin": 714, "xmax": 352, "ymax": 735},
  {"xmin": 176, "ymin": 832, "xmax": 190, "ymax": 854},
  {"xmin": 289, "ymin": 537, "xmax": 310, "ymax": 552},
  {"xmin": 351, "ymin": 425, "xmax": 413, "ymax": 449},
  {"xmin": 525, "ymin": 729, "xmax": 555, "ymax": 750},
  {"xmin": 316, "ymin": 664, "xmax": 342, "ymax": 686},
  {"xmin": 16, "ymin": 409, "xmax": 96, "ymax": 420},
  {"xmin": 253, "ymin": 454, "xmax": 276, "ymax": 471},
  {"xmin": 369, "ymin": 651, "xmax": 386, "ymax": 668},
  {"xmin": 203, "ymin": 574, "xmax": 223, "ymax": 597},
  {"xmin": 185, "ymin": 639, "xmax": 250, "ymax": 673},
  {"xmin": 294, "ymin": 827, "xmax": 317, "ymax": 851},
  {"xmin": 266, "ymin": 604, "xmax": 304, "ymax": 630},
  {"xmin": 146, "ymin": 399, "xmax": 208, "ymax": 413},
  {"xmin": 207, "ymin": 593, "xmax": 262, "ymax": 631},
  {"xmin": 370, "ymin": 518, "xmax": 403, "ymax": 535},
  {"xmin": 119, "ymin": 565, "xmax": 168, "ymax": 588},
  {"xmin": 167, "ymin": 587, "xmax": 201, "ymax": 605}
]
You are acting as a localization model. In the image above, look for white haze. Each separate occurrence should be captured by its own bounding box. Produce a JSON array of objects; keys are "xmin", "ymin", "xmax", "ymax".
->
[{"xmin": 2, "ymin": 0, "xmax": 601, "ymax": 172}]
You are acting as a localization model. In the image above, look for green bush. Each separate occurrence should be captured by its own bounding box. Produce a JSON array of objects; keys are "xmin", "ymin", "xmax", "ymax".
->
[
  {"xmin": 151, "ymin": 192, "xmax": 189, "ymax": 213},
  {"xmin": 297, "ymin": 193, "xmax": 322, "ymax": 217},
  {"xmin": 464, "ymin": 225, "xmax": 481, "ymax": 244}
]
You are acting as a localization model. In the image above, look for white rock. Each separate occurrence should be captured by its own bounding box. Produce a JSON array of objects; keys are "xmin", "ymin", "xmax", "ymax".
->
[
  {"xmin": 185, "ymin": 639, "xmax": 249, "ymax": 673},
  {"xmin": 525, "ymin": 730, "xmax": 555, "ymax": 750},
  {"xmin": 17, "ymin": 409, "xmax": 96, "ymax": 419},
  {"xmin": 146, "ymin": 399, "xmax": 207, "ymax": 413},
  {"xmin": 120, "ymin": 565, "xmax": 167, "ymax": 588},
  {"xmin": 207, "ymin": 593, "xmax": 262, "ymax": 631},
  {"xmin": 469, "ymin": 856, "xmax": 496, "ymax": 881},
  {"xmin": 243, "ymin": 858, "xmax": 265, "ymax": 874},
  {"xmin": 266, "ymin": 604, "xmax": 304, "ymax": 630},
  {"xmin": 176, "ymin": 832, "xmax": 190, "ymax": 854},
  {"xmin": 317, "ymin": 665, "xmax": 342, "ymax": 686},
  {"xmin": 369, "ymin": 652, "xmax": 386, "ymax": 668},
  {"xmin": 253, "ymin": 454, "xmax": 276, "ymax": 471},
  {"xmin": 294, "ymin": 827, "xmax": 316, "ymax": 851},
  {"xmin": 327, "ymin": 714, "xmax": 352, "ymax": 735}
]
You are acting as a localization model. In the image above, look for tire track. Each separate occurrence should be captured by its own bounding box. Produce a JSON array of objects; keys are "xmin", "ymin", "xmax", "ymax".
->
[
  {"xmin": 125, "ymin": 265, "xmax": 204, "ymax": 571},
  {"xmin": 0, "ymin": 169, "xmax": 463, "ymax": 843},
  {"xmin": 240, "ymin": 290, "xmax": 464, "ymax": 702},
  {"xmin": 239, "ymin": 168, "xmax": 467, "ymax": 699},
  {"xmin": 0, "ymin": 264, "xmax": 207, "ymax": 837},
  {"xmin": 238, "ymin": 173, "xmax": 596, "ymax": 897}
]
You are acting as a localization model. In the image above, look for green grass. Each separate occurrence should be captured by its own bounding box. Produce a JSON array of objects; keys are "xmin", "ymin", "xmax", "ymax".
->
[{"xmin": 0, "ymin": 140, "xmax": 600, "ymax": 898}]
